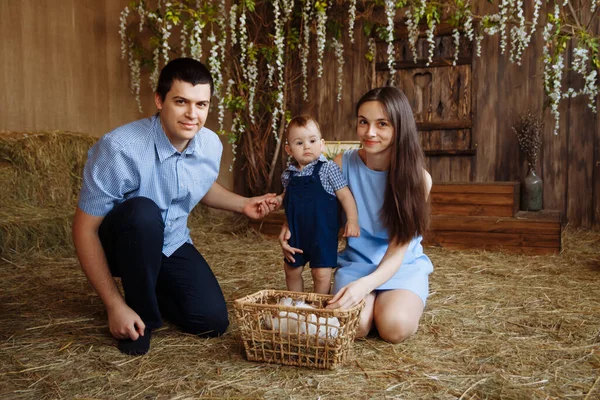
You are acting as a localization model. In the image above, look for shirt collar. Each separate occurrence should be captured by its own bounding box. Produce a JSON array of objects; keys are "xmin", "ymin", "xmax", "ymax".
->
[
  {"xmin": 286, "ymin": 154, "xmax": 327, "ymax": 173},
  {"xmin": 153, "ymin": 115, "xmax": 199, "ymax": 162}
]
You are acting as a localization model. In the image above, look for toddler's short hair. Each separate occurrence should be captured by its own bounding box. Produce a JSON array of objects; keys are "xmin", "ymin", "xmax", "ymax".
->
[{"xmin": 286, "ymin": 115, "xmax": 322, "ymax": 140}]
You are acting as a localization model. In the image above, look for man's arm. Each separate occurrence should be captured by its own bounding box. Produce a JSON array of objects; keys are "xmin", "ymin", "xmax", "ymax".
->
[
  {"xmin": 200, "ymin": 181, "xmax": 278, "ymax": 219},
  {"xmin": 72, "ymin": 207, "xmax": 145, "ymax": 340}
]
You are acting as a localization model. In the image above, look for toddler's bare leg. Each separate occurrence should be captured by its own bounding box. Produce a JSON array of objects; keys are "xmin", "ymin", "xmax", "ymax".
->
[
  {"xmin": 311, "ymin": 268, "xmax": 332, "ymax": 294},
  {"xmin": 284, "ymin": 262, "xmax": 304, "ymax": 292}
]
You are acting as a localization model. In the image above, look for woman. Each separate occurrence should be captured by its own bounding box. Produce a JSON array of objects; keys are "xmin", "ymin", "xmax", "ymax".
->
[{"xmin": 279, "ymin": 87, "xmax": 433, "ymax": 343}]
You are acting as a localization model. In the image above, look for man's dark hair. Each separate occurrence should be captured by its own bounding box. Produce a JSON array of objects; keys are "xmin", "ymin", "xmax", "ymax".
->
[{"xmin": 155, "ymin": 58, "xmax": 214, "ymax": 101}]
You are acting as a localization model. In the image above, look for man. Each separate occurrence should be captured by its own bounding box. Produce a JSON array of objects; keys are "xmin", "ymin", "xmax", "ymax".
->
[{"xmin": 73, "ymin": 58, "xmax": 275, "ymax": 355}]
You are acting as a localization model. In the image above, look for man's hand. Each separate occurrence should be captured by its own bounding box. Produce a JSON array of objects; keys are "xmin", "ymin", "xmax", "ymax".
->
[
  {"xmin": 326, "ymin": 279, "xmax": 370, "ymax": 310},
  {"xmin": 278, "ymin": 222, "xmax": 303, "ymax": 263},
  {"xmin": 107, "ymin": 303, "xmax": 146, "ymax": 340},
  {"xmin": 242, "ymin": 193, "xmax": 278, "ymax": 219}
]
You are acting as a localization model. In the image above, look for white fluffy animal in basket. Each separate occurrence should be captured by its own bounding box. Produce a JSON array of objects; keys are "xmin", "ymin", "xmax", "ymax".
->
[{"xmin": 264, "ymin": 297, "xmax": 340, "ymax": 339}]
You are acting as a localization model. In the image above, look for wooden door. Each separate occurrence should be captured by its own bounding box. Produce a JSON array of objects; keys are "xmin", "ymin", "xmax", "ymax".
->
[{"xmin": 375, "ymin": 24, "xmax": 475, "ymax": 182}]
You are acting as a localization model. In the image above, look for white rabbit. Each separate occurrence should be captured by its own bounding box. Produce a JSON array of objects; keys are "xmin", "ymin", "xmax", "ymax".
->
[
  {"xmin": 306, "ymin": 313, "xmax": 340, "ymax": 339},
  {"xmin": 263, "ymin": 297, "xmax": 339, "ymax": 339},
  {"xmin": 264, "ymin": 297, "xmax": 306, "ymax": 333}
]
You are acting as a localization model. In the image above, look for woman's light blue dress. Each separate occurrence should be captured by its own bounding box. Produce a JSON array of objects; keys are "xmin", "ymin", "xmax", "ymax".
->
[{"xmin": 333, "ymin": 149, "xmax": 434, "ymax": 305}]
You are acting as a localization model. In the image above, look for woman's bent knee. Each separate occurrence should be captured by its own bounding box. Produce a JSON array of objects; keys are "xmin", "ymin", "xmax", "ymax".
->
[{"xmin": 377, "ymin": 319, "xmax": 418, "ymax": 344}]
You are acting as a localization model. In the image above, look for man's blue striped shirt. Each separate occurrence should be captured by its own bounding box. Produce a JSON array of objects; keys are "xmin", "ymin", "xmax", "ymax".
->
[{"xmin": 78, "ymin": 115, "xmax": 222, "ymax": 256}]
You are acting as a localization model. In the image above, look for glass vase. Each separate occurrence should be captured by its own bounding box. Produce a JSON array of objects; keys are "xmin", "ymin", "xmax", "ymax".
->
[{"xmin": 520, "ymin": 168, "xmax": 543, "ymax": 211}]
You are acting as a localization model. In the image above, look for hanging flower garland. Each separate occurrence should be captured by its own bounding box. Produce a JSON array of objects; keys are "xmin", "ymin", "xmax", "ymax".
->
[
  {"xmin": 119, "ymin": 6, "xmax": 130, "ymax": 60},
  {"xmin": 384, "ymin": 0, "xmax": 396, "ymax": 83},
  {"xmin": 229, "ymin": 4, "xmax": 238, "ymax": 47},
  {"xmin": 542, "ymin": 3, "xmax": 563, "ymax": 135},
  {"xmin": 347, "ymin": 0, "xmax": 356, "ymax": 44},
  {"xmin": 150, "ymin": 46, "xmax": 161, "ymax": 91},
  {"xmin": 333, "ymin": 36, "xmax": 344, "ymax": 102},
  {"xmin": 118, "ymin": 0, "xmax": 599, "ymax": 147},
  {"xmin": 220, "ymin": 78, "xmax": 233, "ymax": 137},
  {"xmin": 247, "ymin": 42, "xmax": 258, "ymax": 124},
  {"xmin": 238, "ymin": 5, "xmax": 247, "ymax": 80},
  {"xmin": 425, "ymin": 13, "xmax": 438, "ymax": 66},
  {"xmin": 271, "ymin": 0, "xmax": 285, "ymax": 139},
  {"xmin": 180, "ymin": 23, "xmax": 189, "ymax": 57},
  {"xmin": 508, "ymin": 0, "xmax": 527, "ymax": 65},
  {"xmin": 137, "ymin": 1, "xmax": 145, "ymax": 32},
  {"xmin": 315, "ymin": 1, "xmax": 328, "ymax": 79},
  {"xmin": 229, "ymin": 111, "xmax": 243, "ymax": 172},
  {"xmin": 301, "ymin": 0, "xmax": 313, "ymax": 101},
  {"xmin": 189, "ymin": 16, "xmax": 203, "ymax": 61},
  {"xmin": 452, "ymin": 28, "xmax": 460, "ymax": 66},
  {"xmin": 498, "ymin": 0, "xmax": 511, "ymax": 55},
  {"xmin": 128, "ymin": 44, "xmax": 142, "ymax": 113},
  {"xmin": 216, "ymin": 0, "xmax": 228, "ymax": 131}
]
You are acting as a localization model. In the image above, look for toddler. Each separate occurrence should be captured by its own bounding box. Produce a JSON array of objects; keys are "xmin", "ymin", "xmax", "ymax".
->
[{"xmin": 274, "ymin": 116, "xmax": 359, "ymax": 294}]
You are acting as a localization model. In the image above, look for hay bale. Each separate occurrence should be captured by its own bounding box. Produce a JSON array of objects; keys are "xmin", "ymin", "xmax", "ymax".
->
[
  {"xmin": 0, "ymin": 205, "xmax": 74, "ymax": 258},
  {"xmin": 0, "ymin": 131, "xmax": 96, "ymax": 208},
  {"xmin": 0, "ymin": 131, "xmax": 96, "ymax": 259}
]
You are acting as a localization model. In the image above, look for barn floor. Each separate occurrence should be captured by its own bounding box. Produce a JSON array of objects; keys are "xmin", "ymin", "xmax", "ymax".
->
[{"xmin": 1, "ymin": 210, "xmax": 599, "ymax": 399}]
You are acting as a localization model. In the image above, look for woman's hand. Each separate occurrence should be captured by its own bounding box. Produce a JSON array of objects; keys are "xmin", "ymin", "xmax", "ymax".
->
[
  {"xmin": 278, "ymin": 222, "xmax": 302, "ymax": 263},
  {"xmin": 326, "ymin": 279, "xmax": 371, "ymax": 310}
]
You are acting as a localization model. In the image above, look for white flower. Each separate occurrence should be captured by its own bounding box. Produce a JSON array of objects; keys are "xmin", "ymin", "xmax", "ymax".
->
[
  {"xmin": 301, "ymin": 0, "xmax": 313, "ymax": 101},
  {"xmin": 180, "ymin": 23, "xmax": 188, "ymax": 57},
  {"xmin": 452, "ymin": 28, "xmax": 460, "ymax": 66},
  {"xmin": 572, "ymin": 47, "xmax": 589, "ymax": 75},
  {"xmin": 348, "ymin": 0, "xmax": 356, "ymax": 44},
  {"xmin": 333, "ymin": 37, "xmax": 344, "ymax": 102},
  {"xmin": 137, "ymin": 2, "xmax": 145, "ymax": 32},
  {"xmin": 405, "ymin": 9, "xmax": 419, "ymax": 64},
  {"xmin": 190, "ymin": 19, "xmax": 203, "ymax": 61},
  {"xmin": 583, "ymin": 70, "xmax": 598, "ymax": 113},
  {"xmin": 218, "ymin": 79, "xmax": 233, "ymax": 132},
  {"xmin": 385, "ymin": 0, "xmax": 396, "ymax": 83},
  {"xmin": 150, "ymin": 46, "xmax": 160, "ymax": 91},
  {"xmin": 229, "ymin": 4, "xmax": 237, "ymax": 46},
  {"xmin": 119, "ymin": 6, "xmax": 130, "ymax": 59},
  {"xmin": 247, "ymin": 43, "xmax": 258, "ymax": 124},
  {"xmin": 426, "ymin": 19, "xmax": 437, "ymax": 66},
  {"xmin": 160, "ymin": 22, "xmax": 172, "ymax": 64},
  {"xmin": 475, "ymin": 34, "xmax": 483, "ymax": 58},
  {"xmin": 238, "ymin": 7, "xmax": 247, "ymax": 80},
  {"xmin": 464, "ymin": 5, "xmax": 474, "ymax": 42},
  {"xmin": 315, "ymin": 5, "xmax": 327, "ymax": 78},
  {"xmin": 128, "ymin": 44, "xmax": 142, "ymax": 113},
  {"xmin": 208, "ymin": 32, "xmax": 222, "ymax": 94}
]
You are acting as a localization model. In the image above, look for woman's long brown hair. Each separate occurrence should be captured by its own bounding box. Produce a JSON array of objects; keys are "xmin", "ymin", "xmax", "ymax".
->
[{"xmin": 356, "ymin": 87, "xmax": 430, "ymax": 245}]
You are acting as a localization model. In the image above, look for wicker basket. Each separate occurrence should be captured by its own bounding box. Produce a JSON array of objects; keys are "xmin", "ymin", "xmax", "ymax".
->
[{"xmin": 233, "ymin": 290, "xmax": 364, "ymax": 370}]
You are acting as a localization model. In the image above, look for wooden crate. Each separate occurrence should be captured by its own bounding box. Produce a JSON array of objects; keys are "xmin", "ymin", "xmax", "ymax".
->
[
  {"xmin": 430, "ymin": 182, "xmax": 520, "ymax": 217},
  {"xmin": 423, "ymin": 211, "xmax": 562, "ymax": 255},
  {"xmin": 249, "ymin": 183, "xmax": 562, "ymax": 255}
]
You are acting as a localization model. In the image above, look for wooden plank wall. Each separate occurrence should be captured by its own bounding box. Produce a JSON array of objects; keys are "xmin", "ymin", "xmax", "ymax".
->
[
  {"xmin": 289, "ymin": 2, "xmax": 600, "ymax": 228},
  {"xmin": 0, "ymin": 0, "xmax": 148, "ymax": 136},
  {"xmin": 0, "ymin": 1, "xmax": 597, "ymax": 226},
  {"xmin": 0, "ymin": 0, "xmax": 234, "ymax": 190}
]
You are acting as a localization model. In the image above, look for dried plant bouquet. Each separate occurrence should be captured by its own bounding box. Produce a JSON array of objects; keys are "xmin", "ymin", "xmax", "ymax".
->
[{"xmin": 513, "ymin": 111, "xmax": 543, "ymax": 172}]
